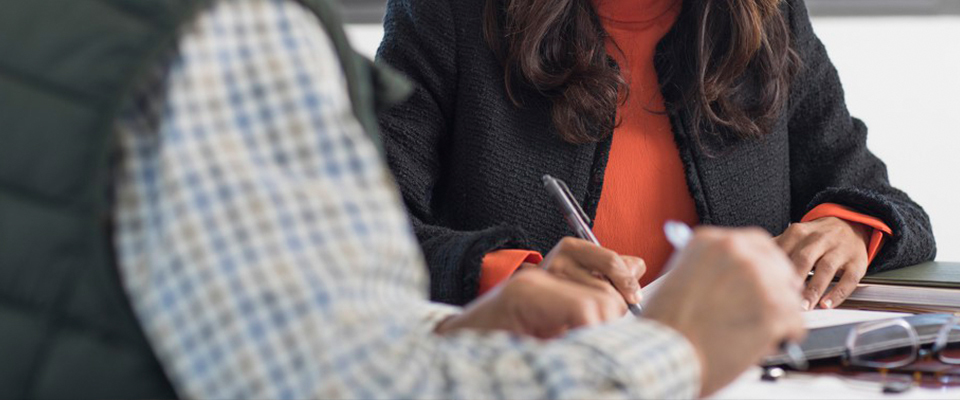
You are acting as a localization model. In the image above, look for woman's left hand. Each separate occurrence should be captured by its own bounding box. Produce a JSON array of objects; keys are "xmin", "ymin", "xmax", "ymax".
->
[{"xmin": 775, "ymin": 217, "xmax": 873, "ymax": 310}]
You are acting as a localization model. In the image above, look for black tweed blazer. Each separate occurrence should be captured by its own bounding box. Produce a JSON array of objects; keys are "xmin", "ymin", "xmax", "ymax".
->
[{"xmin": 376, "ymin": 0, "xmax": 937, "ymax": 306}]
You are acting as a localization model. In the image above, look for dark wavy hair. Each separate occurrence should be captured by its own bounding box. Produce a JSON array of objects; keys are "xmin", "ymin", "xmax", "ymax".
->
[{"xmin": 483, "ymin": 0, "xmax": 800, "ymax": 144}]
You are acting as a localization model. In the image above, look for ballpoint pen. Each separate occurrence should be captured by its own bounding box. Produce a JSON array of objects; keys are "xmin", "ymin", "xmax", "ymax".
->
[
  {"xmin": 664, "ymin": 220, "xmax": 809, "ymax": 371},
  {"xmin": 542, "ymin": 175, "xmax": 644, "ymax": 316}
]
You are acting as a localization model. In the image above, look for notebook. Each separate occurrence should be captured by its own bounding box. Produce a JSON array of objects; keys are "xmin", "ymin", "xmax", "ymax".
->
[
  {"xmin": 642, "ymin": 263, "xmax": 960, "ymax": 310},
  {"xmin": 861, "ymin": 262, "xmax": 960, "ymax": 289},
  {"xmin": 843, "ymin": 262, "xmax": 960, "ymax": 309}
]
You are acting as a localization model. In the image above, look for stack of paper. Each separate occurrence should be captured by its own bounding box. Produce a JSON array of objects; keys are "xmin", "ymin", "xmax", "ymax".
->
[{"xmin": 843, "ymin": 262, "xmax": 960, "ymax": 312}]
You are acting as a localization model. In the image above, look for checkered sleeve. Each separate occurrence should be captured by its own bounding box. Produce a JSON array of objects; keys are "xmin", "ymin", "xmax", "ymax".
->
[{"xmin": 111, "ymin": 0, "xmax": 701, "ymax": 399}]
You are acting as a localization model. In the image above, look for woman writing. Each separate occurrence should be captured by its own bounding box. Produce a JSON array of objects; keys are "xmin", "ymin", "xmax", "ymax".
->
[{"xmin": 376, "ymin": 0, "xmax": 935, "ymax": 311}]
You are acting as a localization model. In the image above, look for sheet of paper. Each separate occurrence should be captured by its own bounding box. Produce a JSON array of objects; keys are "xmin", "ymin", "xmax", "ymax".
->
[
  {"xmin": 639, "ymin": 271, "xmax": 671, "ymax": 307},
  {"xmin": 802, "ymin": 309, "xmax": 910, "ymax": 330},
  {"xmin": 642, "ymin": 283, "xmax": 909, "ymax": 328},
  {"xmin": 712, "ymin": 367, "xmax": 960, "ymax": 399}
]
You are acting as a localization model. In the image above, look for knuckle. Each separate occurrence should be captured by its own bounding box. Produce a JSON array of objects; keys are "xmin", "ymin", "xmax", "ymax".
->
[
  {"xmin": 632, "ymin": 258, "xmax": 648, "ymax": 275},
  {"xmin": 580, "ymin": 295, "xmax": 601, "ymax": 311},
  {"xmin": 548, "ymin": 259, "xmax": 568, "ymax": 273},
  {"xmin": 779, "ymin": 226, "xmax": 795, "ymax": 238},
  {"xmin": 602, "ymin": 253, "xmax": 622, "ymax": 272},
  {"xmin": 794, "ymin": 248, "xmax": 819, "ymax": 267},
  {"xmin": 790, "ymin": 223, "xmax": 809, "ymax": 235},
  {"xmin": 853, "ymin": 266, "xmax": 867, "ymax": 281},
  {"xmin": 833, "ymin": 286, "xmax": 849, "ymax": 300},
  {"xmin": 810, "ymin": 230, "xmax": 828, "ymax": 243},
  {"xmin": 816, "ymin": 257, "xmax": 842, "ymax": 273},
  {"xmin": 605, "ymin": 291, "xmax": 625, "ymax": 308}
]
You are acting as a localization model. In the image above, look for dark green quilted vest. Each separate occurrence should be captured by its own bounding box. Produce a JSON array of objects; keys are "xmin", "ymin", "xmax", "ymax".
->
[{"xmin": 0, "ymin": 1, "xmax": 410, "ymax": 398}]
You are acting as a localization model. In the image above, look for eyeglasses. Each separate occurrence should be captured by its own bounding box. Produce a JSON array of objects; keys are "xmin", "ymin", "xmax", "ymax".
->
[
  {"xmin": 845, "ymin": 316, "xmax": 960, "ymax": 369},
  {"xmin": 761, "ymin": 317, "xmax": 960, "ymax": 394}
]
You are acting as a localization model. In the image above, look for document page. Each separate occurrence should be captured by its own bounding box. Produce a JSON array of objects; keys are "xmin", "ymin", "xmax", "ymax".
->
[{"xmin": 802, "ymin": 309, "xmax": 910, "ymax": 330}]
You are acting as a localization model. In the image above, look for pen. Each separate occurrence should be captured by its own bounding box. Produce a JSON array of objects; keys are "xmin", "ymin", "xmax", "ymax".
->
[
  {"xmin": 542, "ymin": 175, "xmax": 643, "ymax": 316},
  {"xmin": 663, "ymin": 221, "xmax": 809, "ymax": 371}
]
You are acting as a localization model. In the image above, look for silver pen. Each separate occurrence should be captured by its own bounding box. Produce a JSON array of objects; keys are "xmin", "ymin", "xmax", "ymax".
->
[
  {"xmin": 663, "ymin": 221, "xmax": 809, "ymax": 371},
  {"xmin": 542, "ymin": 175, "xmax": 643, "ymax": 316}
]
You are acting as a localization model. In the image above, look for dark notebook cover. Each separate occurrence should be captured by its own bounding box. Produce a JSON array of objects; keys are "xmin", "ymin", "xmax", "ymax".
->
[{"xmin": 862, "ymin": 262, "xmax": 960, "ymax": 289}]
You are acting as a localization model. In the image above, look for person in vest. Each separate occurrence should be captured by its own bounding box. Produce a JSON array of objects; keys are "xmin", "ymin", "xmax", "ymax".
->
[{"xmin": 0, "ymin": 0, "xmax": 805, "ymax": 398}]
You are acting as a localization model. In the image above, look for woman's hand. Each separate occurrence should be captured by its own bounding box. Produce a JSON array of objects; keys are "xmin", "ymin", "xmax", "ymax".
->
[
  {"xmin": 776, "ymin": 217, "xmax": 873, "ymax": 310},
  {"xmin": 537, "ymin": 237, "xmax": 647, "ymax": 315}
]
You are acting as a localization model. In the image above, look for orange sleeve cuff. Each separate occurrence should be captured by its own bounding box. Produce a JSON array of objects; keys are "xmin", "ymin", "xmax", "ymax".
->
[
  {"xmin": 478, "ymin": 250, "xmax": 544, "ymax": 296},
  {"xmin": 801, "ymin": 203, "xmax": 893, "ymax": 264}
]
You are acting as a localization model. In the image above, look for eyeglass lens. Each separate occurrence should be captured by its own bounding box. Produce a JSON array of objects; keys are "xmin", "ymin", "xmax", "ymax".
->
[
  {"xmin": 936, "ymin": 320, "xmax": 960, "ymax": 364},
  {"xmin": 847, "ymin": 320, "xmax": 919, "ymax": 369}
]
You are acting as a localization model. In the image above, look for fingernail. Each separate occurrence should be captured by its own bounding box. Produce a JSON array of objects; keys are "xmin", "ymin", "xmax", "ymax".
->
[
  {"xmin": 801, "ymin": 299, "xmax": 810, "ymax": 311},
  {"xmin": 822, "ymin": 299, "xmax": 833, "ymax": 309},
  {"xmin": 634, "ymin": 289, "xmax": 644, "ymax": 304}
]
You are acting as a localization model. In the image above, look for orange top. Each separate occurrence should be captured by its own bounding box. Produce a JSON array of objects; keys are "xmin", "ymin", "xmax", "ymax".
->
[
  {"xmin": 476, "ymin": 0, "xmax": 891, "ymax": 295},
  {"xmin": 590, "ymin": 0, "xmax": 696, "ymax": 286}
]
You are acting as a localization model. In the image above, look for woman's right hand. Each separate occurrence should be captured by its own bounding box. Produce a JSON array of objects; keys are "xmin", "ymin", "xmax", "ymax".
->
[{"xmin": 537, "ymin": 237, "xmax": 647, "ymax": 314}]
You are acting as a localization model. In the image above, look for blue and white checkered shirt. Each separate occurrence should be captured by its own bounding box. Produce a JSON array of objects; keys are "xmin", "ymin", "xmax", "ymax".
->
[{"xmin": 111, "ymin": 0, "xmax": 701, "ymax": 398}]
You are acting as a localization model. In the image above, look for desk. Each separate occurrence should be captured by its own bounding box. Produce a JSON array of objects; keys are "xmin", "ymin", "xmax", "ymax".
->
[
  {"xmin": 713, "ymin": 367, "xmax": 960, "ymax": 399},
  {"xmin": 715, "ymin": 307, "xmax": 960, "ymax": 398}
]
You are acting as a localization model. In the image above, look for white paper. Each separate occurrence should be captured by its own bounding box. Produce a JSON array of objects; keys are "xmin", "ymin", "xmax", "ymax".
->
[
  {"xmin": 802, "ymin": 309, "xmax": 911, "ymax": 330},
  {"xmin": 639, "ymin": 271, "xmax": 671, "ymax": 307}
]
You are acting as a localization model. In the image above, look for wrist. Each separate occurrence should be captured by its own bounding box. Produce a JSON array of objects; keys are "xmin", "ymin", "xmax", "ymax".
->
[{"xmin": 843, "ymin": 218, "xmax": 874, "ymax": 248}]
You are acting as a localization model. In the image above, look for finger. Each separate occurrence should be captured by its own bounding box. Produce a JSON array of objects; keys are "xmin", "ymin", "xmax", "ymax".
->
[
  {"xmin": 803, "ymin": 252, "xmax": 843, "ymax": 310},
  {"xmin": 559, "ymin": 290, "xmax": 603, "ymax": 329},
  {"xmin": 820, "ymin": 260, "xmax": 866, "ymax": 309},
  {"xmin": 557, "ymin": 260, "xmax": 631, "ymax": 315},
  {"xmin": 590, "ymin": 290, "xmax": 626, "ymax": 322},
  {"xmin": 754, "ymin": 235, "xmax": 806, "ymax": 292},
  {"xmin": 620, "ymin": 256, "xmax": 648, "ymax": 280},
  {"xmin": 788, "ymin": 232, "xmax": 830, "ymax": 279},
  {"xmin": 774, "ymin": 224, "xmax": 801, "ymax": 252},
  {"xmin": 775, "ymin": 288, "xmax": 808, "ymax": 344},
  {"xmin": 620, "ymin": 255, "xmax": 648, "ymax": 301},
  {"xmin": 551, "ymin": 258, "xmax": 623, "ymax": 297},
  {"xmin": 563, "ymin": 240, "xmax": 641, "ymax": 303},
  {"xmin": 784, "ymin": 306, "xmax": 808, "ymax": 344}
]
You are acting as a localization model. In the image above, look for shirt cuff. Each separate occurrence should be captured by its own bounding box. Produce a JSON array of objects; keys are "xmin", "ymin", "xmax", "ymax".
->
[
  {"xmin": 801, "ymin": 203, "xmax": 893, "ymax": 264},
  {"xmin": 478, "ymin": 250, "xmax": 544, "ymax": 296},
  {"xmin": 419, "ymin": 302, "xmax": 465, "ymax": 334},
  {"xmin": 564, "ymin": 318, "xmax": 702, "ymax": 399}
]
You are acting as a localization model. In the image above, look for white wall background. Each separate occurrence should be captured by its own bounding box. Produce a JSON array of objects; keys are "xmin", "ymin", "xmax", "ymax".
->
[{"xmin": 346, "ymin": 17, "xmax": 960, "ymax": 261}]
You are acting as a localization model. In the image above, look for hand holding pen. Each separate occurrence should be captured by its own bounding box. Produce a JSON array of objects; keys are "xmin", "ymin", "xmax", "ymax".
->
[{"xmin": 542, "ymin": 175, "xmax": 645, "ymax": 316}]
